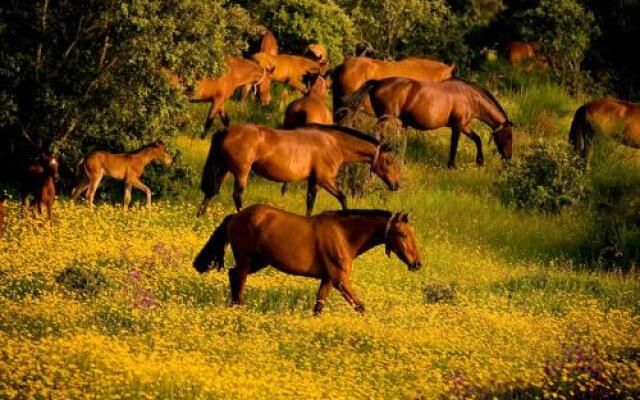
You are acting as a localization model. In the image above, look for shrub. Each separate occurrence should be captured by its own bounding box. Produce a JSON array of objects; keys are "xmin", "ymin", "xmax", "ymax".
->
[
  {"xmin": 251, "ymin": 0, "xmax": 357, "ymax": 65},
  {"xmin": 422, "ymin": 282, "xmax": 457, "ymax": 304},
  {"xmin": 56, "ymin": 264, "xmax": 108, "ymax": 299},
  {"xmin": 498, "ymin": 141, "xmax": 587, "ymax": 213},
  {"xmin": 581, "ymin": 141, "xmax": 640, "ymax": 269}
]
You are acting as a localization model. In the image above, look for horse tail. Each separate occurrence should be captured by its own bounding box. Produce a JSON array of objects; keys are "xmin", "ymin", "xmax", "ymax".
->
[
  {"xmin": 334, "ymin": 79, "xmax": 380, "ymax": 123},
  {"xmin": 193, "ymin": 213, "xmax": 234, "ymax": 272},
  {"xmin": 569, "ymin": 104, "xmax": 590, "ymax": 157},
  {"xmin": 331, "ymin": 63, "xmax": 346, "ymax": 122},
  {"xmin": 197, "ymin": 129, "xmax": 230, "ymax": 218}
]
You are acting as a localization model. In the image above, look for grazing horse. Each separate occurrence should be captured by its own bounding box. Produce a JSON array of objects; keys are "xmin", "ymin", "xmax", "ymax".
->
[
  {"xmin": 20, "ymin": 153, "xmax": 59, "ymax": 223},
  {"xmin": 569, "ymin": 97, "xmax": 640, "ymax": 159},
  {"xmin": 197, "ymin": 124, "xmax": 401, "ymax": 218},
  {"xmin": 72, "ymin": 141, "xmax": 172, "ymax": 210},
  {"xmin": 338, "ymin": 77, "xmax": 513, "ymax": 168},
  {"xmin": 283, "ymin": 76, "xmax": 333, "ymax": 128},
  {"xmin": 252, "ymin": 52, "xmax": 326, "ymax": 93},
  {"xmin": 332, "ymin": 56, "xmax": 455, "ymax": 123},
  {"xmin": 194, "ymin": 204, "xmax": 422, "ymax": 314},
  {"xmin": 164, "ymin": 56, "xmax": 271, "ymax": 137}
]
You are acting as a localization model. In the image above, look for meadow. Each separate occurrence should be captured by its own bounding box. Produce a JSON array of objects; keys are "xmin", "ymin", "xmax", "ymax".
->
[{"xmin": 1, "ymin": 73, "xmax": 639, "ymax": 399}]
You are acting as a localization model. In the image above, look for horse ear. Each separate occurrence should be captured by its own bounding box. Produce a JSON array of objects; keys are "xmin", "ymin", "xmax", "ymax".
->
[{"xmin": 401, "ymin": 212, "xmax": 410, "ymax": 222}]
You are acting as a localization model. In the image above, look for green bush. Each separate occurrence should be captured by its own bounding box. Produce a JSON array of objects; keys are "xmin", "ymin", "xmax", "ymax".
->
[
  {"xmin": 251, "ymin": 0, "xmax": 357, "ymax": 65},
  {"xmin": 498, "ymin": 141, "xmax": 587, "ymax": 213},
  {"xmin": 581, "ymin": 141, "xmax": 640, "ymax": 269}
]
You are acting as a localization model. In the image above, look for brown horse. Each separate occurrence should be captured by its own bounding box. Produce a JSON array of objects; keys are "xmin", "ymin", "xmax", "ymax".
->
[
  {"xmin": 194, "ymin": 204, "xmax": 422, "ymax": 314},
  {"xmin": 506, "ymin": 42, "xmax": 548, "ymax": 71},
  {"xmin": 197, "ymin": 124, "xmax": 401, "ymax": 218},
  {"xmin": 164, "ymin": 56, "xmax": 271, "ymax": 137},
  {"xmin": 72, "ymin": 141, "xmax": 172, "ymax": 210},
  {"xmin": 332, "ymin": 56, "xmax": 455, "ymax": 123},
  {"xmin": 338, "ymin": 77, "xmax": 513, "ymax": 168},
  {"xmin": 252, "ymin": 52, "xmax": 326, "ymax": 93},
  {"xmin": 283, "ymin": 76, "xmax": 333, "ymax": 128},
  {"xmin": 569, "ymin": 97, "xmax": 640, "ymax": 159},
  {"xmin": 20, "ymin": 153, "xmax": 59, "ymax": 223}
]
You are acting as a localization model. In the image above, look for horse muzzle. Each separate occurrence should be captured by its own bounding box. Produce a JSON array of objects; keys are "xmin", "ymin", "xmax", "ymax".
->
[
  {"xmin": 388, "ymin": 181, "xmax": 400, "ymax": 191},
  {"xmin": 409, "ymin": 260, "xmax": 422, "ymax": 271}
]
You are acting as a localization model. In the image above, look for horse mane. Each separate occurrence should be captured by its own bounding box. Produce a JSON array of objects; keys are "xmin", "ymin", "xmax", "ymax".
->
[
  {"xmin": 319, "ymin": 209, "xmax": 392, "ymax": 219},
  {"xmin": 305, "ymin": 123, "xmax": 380, "ymax": 146},
  {"xmin": 128, "ymin": 141, "xmax": 163, "ymax": 154},
  {"xmin": 450, "ymin": 78, "xmax": 510, "ymax": 121}
]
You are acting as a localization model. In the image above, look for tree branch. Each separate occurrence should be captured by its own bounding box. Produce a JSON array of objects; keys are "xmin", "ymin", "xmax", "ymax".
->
[
  {"xmin": 62, "ymin": 16, "xmax": 84, "ymax": 61},
  {"xmin": 35, "ymin": 0, "xmax": 49, "ymax": 81}
]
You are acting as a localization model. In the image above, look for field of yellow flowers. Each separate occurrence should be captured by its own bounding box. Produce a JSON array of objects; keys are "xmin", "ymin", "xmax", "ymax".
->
[{"xmin": 1, "ymin": 129, "xmax": 639, "ymax": 399}]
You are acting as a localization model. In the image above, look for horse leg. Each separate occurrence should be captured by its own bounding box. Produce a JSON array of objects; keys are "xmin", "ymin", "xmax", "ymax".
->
[
  {"xmin": 318, "ymin": 179, "xmax": 347, "ymax": 210},
  {"xmin": 306, "ymin": 177, "xmax": 318, "ymax": 217},
  {"xmin": 202, "ymin": 101, "xmax": 217, "ymax": 138},
  {"xmin": 289, "ymin": 77, "xmax": 307, "ymax": 93},
  {"xmin": 232, "ymin": 171, "xmax": 248, "ymax": 212},
  {"xmin": 71, "ymin": 181, "xmax": 89, "ymax": 203},
  {"xmin": 463, "ymin": 129, "xmax": 484, "ymax": 166},
  {"xmin": 228, "ymin": 266, "xmax": 249, "ymax": 306},
  {"xmin": 131, "ymin": 178, "xmax": 152, "ymax": 208},
  {"xmin": 313, "ymin": 278, "xmax": 332, "ymax": 316},
  {"xmin": 333, "ymin": 274, "xmax": 364, "ymax": 314},
  {"xmin": 281, "ymin": 183, "xmax": 288, "ymax": 196},
  {"xmin": 219, "ymin": 106, "xmax": 230, "ymax": 128},
  {"xmin": 87, "ymin": 172, "xmax": 103, "ymax": 207},
  {"xmin": 123, "ymin": 183, "xmax": 132, "ymax": 212},
  {"xmin": 448, "ymin": 127, "xmax": 461, "ymax": 169}
]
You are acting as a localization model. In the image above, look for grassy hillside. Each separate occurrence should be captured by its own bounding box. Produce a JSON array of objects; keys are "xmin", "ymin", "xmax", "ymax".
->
[{"xmin": 1, "ymin": 74, "xmax": 639, "ymax": 398}]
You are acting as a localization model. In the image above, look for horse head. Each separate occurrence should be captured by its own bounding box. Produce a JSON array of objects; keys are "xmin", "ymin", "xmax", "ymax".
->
[
  {"xmin": 372, "ymin": 144, "xmax": 400, "ymax": 191},
  {"xmin": 153, "ymin": 140, "xmax": 173, "ymax": 166},
  {"xmin": 492, "ymin": 121, "xmax": 513, "ymax": 160},
  {"xmin": 384, "ymin": 212, "xmax": 422, "ymax": 271}
]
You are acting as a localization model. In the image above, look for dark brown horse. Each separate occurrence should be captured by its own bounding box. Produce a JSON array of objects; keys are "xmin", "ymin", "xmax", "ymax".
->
[
  {"xmin": 20, "ymin": 153, "xmax": 59, "ymax": 223},
  {"xmin": 197, "ymin": 124, "xmax": 401, "ymax": 217},
  {"xmin": 332, "ymin": 56, "xmax": 455, "ymax": 123},
  {"xmin": 570, "ymin": 97, "xmax": 640, "ymax": 160},
  {"xmin": 164, "ymin": 56, "xmax": 271, "ymax": 137},
  {"xmin": 338, "ymin": 77, "xmax": 513, "ymax": 168},
  {"xmin": 72, "ymin": 141, "xmax": 172, "ymax": 210},
  {"xmin": 194, "ymin": 204, "xmax": 422, "ymax": 314}
]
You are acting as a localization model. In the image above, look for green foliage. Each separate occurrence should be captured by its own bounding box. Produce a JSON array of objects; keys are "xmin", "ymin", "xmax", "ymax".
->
[
  {"xmin": 345, "ymin": 0, "xmax": 473, "ymax": 63},
  {"xmin": 498, "ymin": 141, "xmax": 587, "ymax": 213},
  {"xmin": 0, "ymin": 0, "xmax": 258, "ymax": 190},
  {"xmin": 581, "ymin": 142, "xmax": 640, "ymax": 269},
  {"xmin": 513, "ymin": 82, "xmax": 574, "ymax": 137},
  {"xmin": 514, "ymin": 0, "xmax": 598, "ymax": 89},
  {"xmin": 251, "ymin": 0, "xmax": 357, "ymax": 65}
]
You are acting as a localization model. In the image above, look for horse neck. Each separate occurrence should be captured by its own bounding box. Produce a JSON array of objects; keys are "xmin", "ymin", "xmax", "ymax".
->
[
  {"xmin": 134, "ymin": 147, "xmax": 159, "ymax": 166},
  {"xmin": 335, "ymin": 216, "xmax": 388, "ymax": 257},
  {"xmin": 475, "ymin": 92, "xmax": 508, "ymax": 129},
  {"xmin": 335, "ymin": 135, "xmax": 377, "ymax": 164}
]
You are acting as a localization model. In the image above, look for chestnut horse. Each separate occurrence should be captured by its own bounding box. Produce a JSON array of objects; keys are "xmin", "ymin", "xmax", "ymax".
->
[
  {"xmin": 197, "ymin": 124, "xmax": 401, "ymax": 217},
  {"xmin": 252, "ymin": 52, "xmax": 326, "ymax": 93},
  {"xmin": 164, "ymin": 56, "xmax": 271, "ymax": 137},
  {"xmin": 242, "ymin": 31, "xmax": 279, "ymax": 100},
  {"xmin": 569, "ymin": 97, "xmax": 640, "ymax": 159},
  {"xmin": 283, "ymin": 76, "xmax": 333, "ymax": 128},
  {"xmin": 194, "ymin": 204, "xmax": 422, "ymax": 314},
  {"xmin": 338, "ymin": 77, "xmax": 513, "ymax": 168},
  {"xmin": 20, "ymin": 153, "xmax": 59, "ymax": 223},
  {"xmin": 332, "ymin": 56, "xmax": 455, "ymax": 123},
  {"xmin": 72, "ymin": 141, "xmax": 172, "ymax": 210},
  {"xmin": 506, "ymin": 42, "xmax": 547, "ymax": 71}
]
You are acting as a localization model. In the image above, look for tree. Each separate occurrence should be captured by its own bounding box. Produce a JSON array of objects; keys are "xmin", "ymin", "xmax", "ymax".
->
[{"xmin": 0, "ymin": 0, "xmax": 257, "ymax": 188}]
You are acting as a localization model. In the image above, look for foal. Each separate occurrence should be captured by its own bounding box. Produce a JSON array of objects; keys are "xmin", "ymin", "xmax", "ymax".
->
[
  {"xmin": 194, "ymin": 204, "xmax": 422, "ymax": 315},
  {"xmin": 20, "ymin": 153, "xmax": 59, "ymax": 223},
  {"xmin": 72, "ymin": 141, "xmax": 172, "ymax": 210}
]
